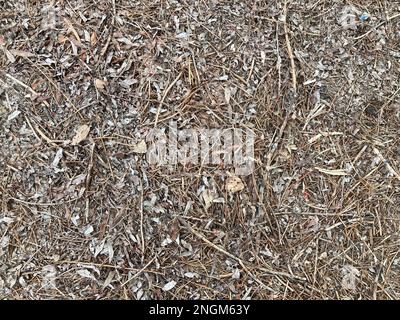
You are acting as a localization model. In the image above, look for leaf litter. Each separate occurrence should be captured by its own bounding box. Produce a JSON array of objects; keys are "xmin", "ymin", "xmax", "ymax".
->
[{"xmin": 0, "ymin": 0, "xmax": 399, "ymax": 300}]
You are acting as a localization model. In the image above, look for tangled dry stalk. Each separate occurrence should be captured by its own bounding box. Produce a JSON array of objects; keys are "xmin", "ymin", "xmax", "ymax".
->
[{"xmin": 0, "ymin": 0, "xmax": 399, "ymax": 299}]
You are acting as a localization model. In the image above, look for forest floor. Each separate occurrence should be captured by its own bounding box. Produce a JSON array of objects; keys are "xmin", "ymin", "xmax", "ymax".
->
[{"xmin": 0, "ymin": 0, "xmax": 399, "ymax": 299}]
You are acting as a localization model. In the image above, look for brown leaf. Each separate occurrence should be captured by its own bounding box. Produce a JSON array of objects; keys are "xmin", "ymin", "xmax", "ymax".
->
[
  {"xmin": 58, "ymin": 34, "xmax": 68, "ymax": 44},
  {"xmin": 71, "ymin": 124, "xmax": 90, "ymax": 145},
  {"xmin": 94, "ymin": 79, "xmax": 107, "ymax": 91},
  {"xmin": 64, "ymin": 18, "xmax": 81, "ymax": 44},
  {"xmin": 90, "ymin": 32, "xmax": 98, "ymax": 47},
  {"xmin": 226, "ymin": 175, "xmax": 245, "ymax": 193},
  {"xmin": 10, "ymin": 50, "xmax": 35, "ymax": 58}
]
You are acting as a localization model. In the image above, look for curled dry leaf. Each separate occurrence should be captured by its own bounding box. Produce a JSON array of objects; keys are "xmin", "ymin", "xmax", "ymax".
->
[
  {"xmin": 226, "ymin": 175, "xmax": 245, "ymax": 193},
  {"xmin": 51, "ymin": 148, "xmax": 63, "ymax": 169},
  {"xmin": 76, "ymin": 269, "xmax": 97, "ymax": 281},
  {"xmin": 202, "ymin": 189, "xmax": 215, "ymax": 210},
  {"xmin": 71, "ymin": 124, "xmax": 90, "ymax": 145},
  {"xmin": 315, "ymin": 167, "xmax": 349, "ymax": 176},
  {"xmin": 90, "ymin": 32, "xmax": 98, "ymax": 47},
  {"xmin": 224, "ymin": 87, "xmax": 231, "ymax": 104}
]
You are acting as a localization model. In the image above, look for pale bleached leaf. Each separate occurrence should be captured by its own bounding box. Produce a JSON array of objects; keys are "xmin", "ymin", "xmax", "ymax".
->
[
  {"xmin": 131, "ymin": 140, "xmax": 147, "ymax": 154},
  {"xmin": 7, "ymin": 110, "xmax": 21, "ymax": 122},
  {"xmin": 226, "ymin": 175, "xmax": 245, "ymax": 193},
  {"xmin": 10, "ymin": 49, "xmax": 35, "ymax": 58},
  {"xmin": 51, "ymin": 148, "xmax": 64, "ymax": 171},
  {"xmin": 224, "ymin": 87, "xmax": 231, "ymax": 104},
  {"xmin": 316, "ymin": 167, "xmax": 349, "ymax": 176},
  {"xmin": 201, "ymin": 189, "xmax": 214, "ymax": 210},
  {"xmin": 94, "ymin": 78, "xmax": 107, "ymax": 91},
  {"xmin": 162, "ymin": 280, "xmax": 177, "ymax": 291},
  {"xmin": 76, "ymin": 269, "xmax": 96, "ymax": 281},
  {"xmin": 71, "ymin": 124, "xmax": 90, "ymax": 145}
]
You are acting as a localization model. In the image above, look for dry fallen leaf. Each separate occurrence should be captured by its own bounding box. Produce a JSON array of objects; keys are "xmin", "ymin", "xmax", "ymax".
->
[
  {"xmin": 90, "ymin": 32, "xmax": 98, "ymax": 47},
  {"xmin": 7, "ymin": 110, "xmax": 21, "ymax": 122},
  {"xmin": 71, "ymin": 124, "xmax": 90, "ymax": 145},
  {"xmin": 51, "ymin": 148, "xmax": 64, "ymax": 169},
  {"xmin": 0, "ymin": 105, "xmax": 7, "ymax": 116},
  {"xmin": 120, "ymin": 78, "xmax": 138, "ymax": 88},
  {"xmin": 315, "ymin": 167, "xmax": 349, "ymax": 176},
  {"xmin": 76, "ymin": 269, "xmax": 96, "ymax": 281},
  {"xmin": 58, "ymin": 34, "xmax": 68, "ymax": 44},
  {"xmin": 131, "ymin": 140, "xmax": 147, "ymax": 154},
  {"xmin": 224, "ymin": 87, "xmax": 231, "ymax": 104},
  {"xmin": 202, "ymin": 189, "xmax": 215, "ymax": 210},
  {"xmin": 64, "ymin": 18, "xmax": 81, "ymax": 43},
  {"xmin": 10, "ymin": 50, "xmax": 35, "ymax": 58},
  {"xmin": 1, "ymin": 45, "xmax": 15, "ymax": 63},
  {"xmin": 226, "ymin": 175, "xmax": 245, "ymax": 193},
  {"xmin": 341, "ymin": 265, "xmax": 360, "ymax": 291},
  {"xmin": 162, "ymin": 280, "xmax": 177, "ymax": 292},
  {"xmin": 94, "ymin": 78, "xmax": 107, "ymax": 91}
]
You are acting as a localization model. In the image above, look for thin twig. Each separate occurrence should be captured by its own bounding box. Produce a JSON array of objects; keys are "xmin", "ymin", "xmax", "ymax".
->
[
  {"xmin": 178, "ymin": 216, "xmax": 306, "ymax": 288},
  {"xmin": 154, "ymin": 72, "xmax": 182, "ymax": 127},
  {"xmin": 121, "ymin": 257, "xmax": 156, "ymax": 286},
  {"xmin": 4, "ymin": 73, "xmax": 38, "ymax": 99},
  {"xmin": 283, "ymin": 1, "xmax": 297, "ymax": 92},
  {"xmin": 372, "ymin": 146, "xmax": 400, "ymax": 181}
]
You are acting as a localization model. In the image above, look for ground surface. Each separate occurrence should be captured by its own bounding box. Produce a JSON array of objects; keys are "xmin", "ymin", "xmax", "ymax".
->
[{"xmin": 0, "ymin": 0, "xmax": 399, "ymax": 299}]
